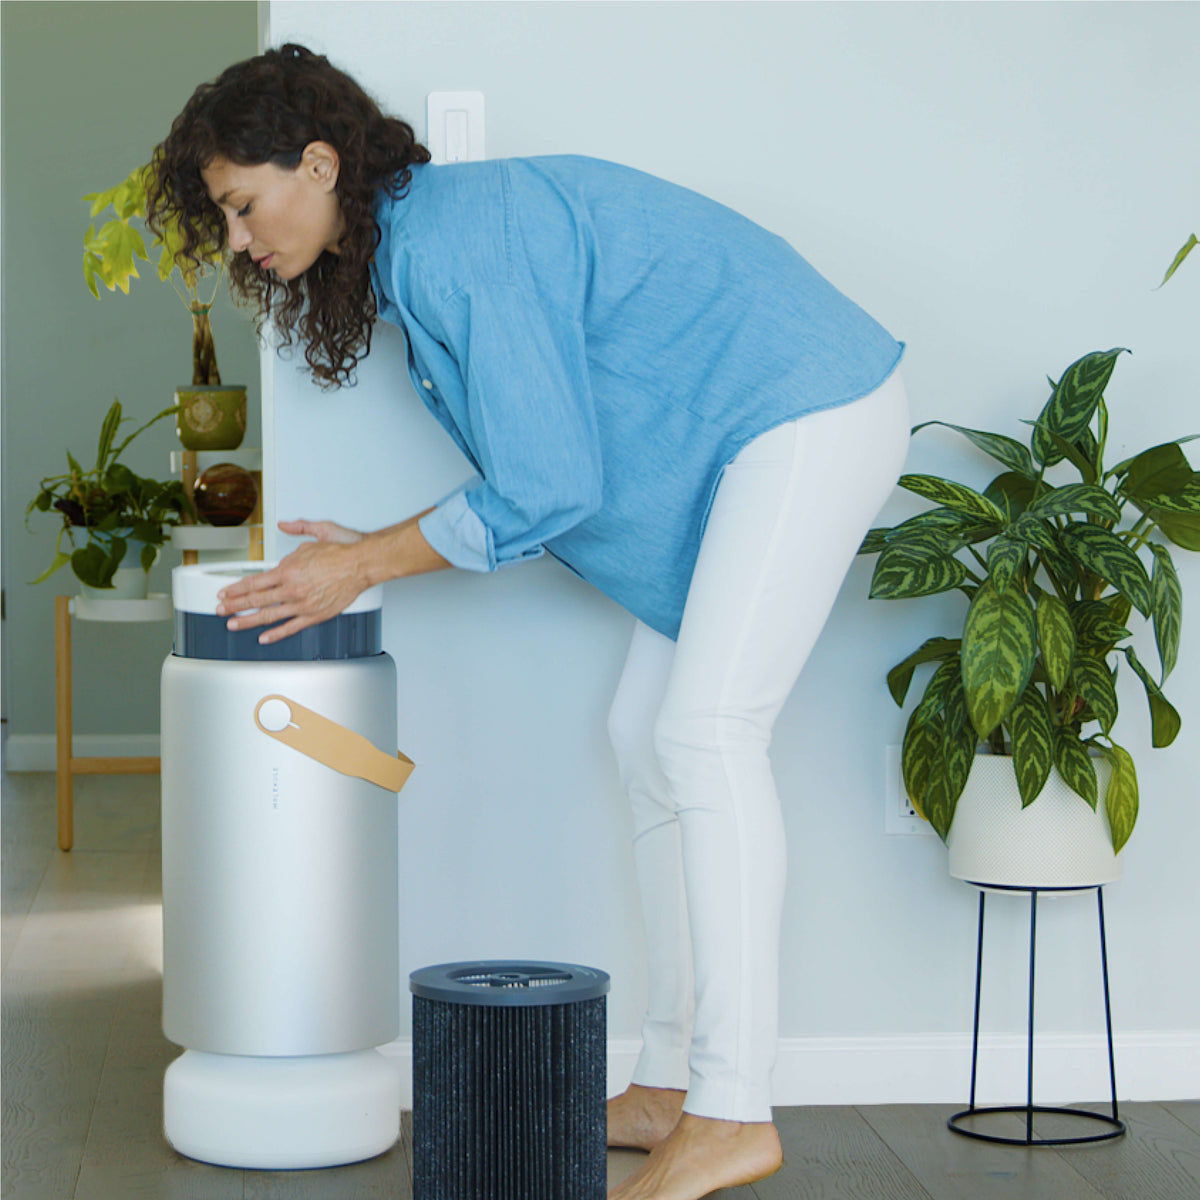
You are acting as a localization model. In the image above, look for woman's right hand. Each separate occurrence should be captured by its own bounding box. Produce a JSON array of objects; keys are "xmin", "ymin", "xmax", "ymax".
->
[{"xmin": 277, "ymin": 518, "xmax": 363, "ymax": 545}]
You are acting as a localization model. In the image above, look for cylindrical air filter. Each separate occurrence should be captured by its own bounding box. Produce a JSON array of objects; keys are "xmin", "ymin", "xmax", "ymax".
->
[{"xmin": 410, "ymin": 960, "xmax": 610, "ymax": 1200}]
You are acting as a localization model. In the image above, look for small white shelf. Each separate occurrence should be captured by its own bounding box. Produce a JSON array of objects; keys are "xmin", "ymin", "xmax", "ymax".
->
[
  {"xmin": 71, "ymin": 593, "xmax": 173, "ymax": 623},
  {"xmin": 170, "ymin": 448, "xmax": 263, "ymax": 474}
]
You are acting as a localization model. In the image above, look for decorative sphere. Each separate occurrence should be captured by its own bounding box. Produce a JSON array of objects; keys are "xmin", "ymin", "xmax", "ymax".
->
[{"xmin": 193, "ymin": 463, "xmax": 258, "ymax": 527}]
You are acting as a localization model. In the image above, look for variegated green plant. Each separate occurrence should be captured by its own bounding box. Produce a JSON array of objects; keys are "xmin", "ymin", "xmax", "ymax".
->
[
  {"xmin": 860, "ymin": 348, "xmax": 1197, "ymax": 853},
  {"xmin": 83, "ymin": 163, "xmax": 225, "ymax": 386}
]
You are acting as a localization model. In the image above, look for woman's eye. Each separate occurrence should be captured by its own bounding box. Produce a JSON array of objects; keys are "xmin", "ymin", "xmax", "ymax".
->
[{"xmin": 236, "ymin": 203, "xmax": 251, "ymax": 218}]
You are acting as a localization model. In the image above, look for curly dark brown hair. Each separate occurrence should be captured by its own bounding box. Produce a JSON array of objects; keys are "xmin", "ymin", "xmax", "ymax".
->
[{"xmin": 147, "ymin": 43, "xmax": 429, "ymax": 388}]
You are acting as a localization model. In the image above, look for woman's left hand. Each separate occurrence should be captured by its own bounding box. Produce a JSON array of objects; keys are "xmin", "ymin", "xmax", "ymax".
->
[{"xmin": 216, "ymin": 519, "xmax": 370, "ymax": 644}]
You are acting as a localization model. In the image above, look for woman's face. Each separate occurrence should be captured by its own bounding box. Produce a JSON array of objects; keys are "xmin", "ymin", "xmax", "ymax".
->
[{"xmin": 201, "ymin": 142, "xmax": 346, "ymax": 280}]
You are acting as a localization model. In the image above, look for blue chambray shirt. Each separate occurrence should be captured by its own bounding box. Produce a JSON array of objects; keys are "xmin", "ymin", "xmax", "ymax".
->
[{"xmin": 368, "ymin": 156, "xmax": 903, "ymax": 639}]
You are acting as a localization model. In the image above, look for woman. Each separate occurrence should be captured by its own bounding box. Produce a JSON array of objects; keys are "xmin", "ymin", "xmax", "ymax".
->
[{"xmin": 150, "ymin": 44, "xmax": 909, "ymax": 1200}]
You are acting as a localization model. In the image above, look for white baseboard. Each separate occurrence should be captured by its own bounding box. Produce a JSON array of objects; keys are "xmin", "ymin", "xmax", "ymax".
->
[
  {"xmin": 3, "ymin": 734, "xmax": 161, "ymax": 773},
  {"xmin": 378, "ymin": 1031, "xmax": 1200, "ymax": 1109}
]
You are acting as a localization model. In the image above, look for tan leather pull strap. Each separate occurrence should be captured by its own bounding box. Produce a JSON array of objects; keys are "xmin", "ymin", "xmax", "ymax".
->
[{"xmin": 254, "ymin": 694, "xmax": 414, "ymax": 794}]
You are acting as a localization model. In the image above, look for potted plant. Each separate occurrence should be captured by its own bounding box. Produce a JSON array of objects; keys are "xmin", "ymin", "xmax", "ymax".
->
[
  {"xmin": 859, "ymin": 348, "xmax": 1196, "ymax": 883},
  {"xmin": 83, "ymin": 163, "xmax": 246, "ymax": 451},
  {"xmin": 26, "ymin": 399, "xmax": 194, "ymax": 598}
]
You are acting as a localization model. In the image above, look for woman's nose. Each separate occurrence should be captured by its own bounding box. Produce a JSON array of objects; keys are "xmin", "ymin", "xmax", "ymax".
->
[{"xmin": 226, "ymin": 217, "xmax": 252, "ymax": 253}]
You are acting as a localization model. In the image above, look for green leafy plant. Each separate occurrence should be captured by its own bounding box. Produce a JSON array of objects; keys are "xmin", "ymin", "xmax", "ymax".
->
[
  {"xmin": 26, "ymin": 399, "xmax": 193, "ymax": 589},
  {"xmin": 859, "ymin": 348, "xmax": 1197, "ymax": 853},
  {"xmin": 83, "ymin": 163, "xmax": 225, "ymax": 385}
]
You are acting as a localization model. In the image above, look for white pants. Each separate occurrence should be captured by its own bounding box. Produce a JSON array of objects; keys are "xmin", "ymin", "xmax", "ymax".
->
[{"xmin": 607, "ymin": 369, "xmax": 910, "ymax": 1121}]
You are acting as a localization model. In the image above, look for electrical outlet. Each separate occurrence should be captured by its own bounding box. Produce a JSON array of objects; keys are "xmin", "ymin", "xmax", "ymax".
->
[{"xmin": 884, "ymin": 744, "xmax": 935, "ymax": 836}]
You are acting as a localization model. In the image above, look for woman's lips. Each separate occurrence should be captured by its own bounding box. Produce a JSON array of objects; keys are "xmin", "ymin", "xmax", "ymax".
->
[{"xmin": 253, "ymin": 253, "xmax": 274, "ymax": 270}]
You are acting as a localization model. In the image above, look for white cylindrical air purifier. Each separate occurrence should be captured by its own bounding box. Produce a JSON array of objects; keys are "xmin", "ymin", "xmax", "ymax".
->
[{"xmin": 160, "ymin": 562, "xmax": 413, "ymax": 1169}]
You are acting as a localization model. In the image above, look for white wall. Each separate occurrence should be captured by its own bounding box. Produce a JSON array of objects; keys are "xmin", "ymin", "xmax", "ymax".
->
[{"xmin": 265, "ymin": 1, "xmax": 1200, "ymax": 1102}]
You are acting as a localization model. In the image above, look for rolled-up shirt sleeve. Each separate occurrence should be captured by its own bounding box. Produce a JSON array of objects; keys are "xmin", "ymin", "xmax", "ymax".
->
[{"xmin": 416, "ymin": 283, "xmax": 604, "ymax": 572}]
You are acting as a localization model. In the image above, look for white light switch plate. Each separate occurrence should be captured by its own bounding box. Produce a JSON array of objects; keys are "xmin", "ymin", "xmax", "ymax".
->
[{"xmin": 426, "ymin": 91, "xmax": 485, "ymax": 164}]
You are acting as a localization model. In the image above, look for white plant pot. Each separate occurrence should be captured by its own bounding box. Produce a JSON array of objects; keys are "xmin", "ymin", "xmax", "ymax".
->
[
  {"xmin": 946, "ymin": 754, "xmax": 1120, "ymax": 888},
  {"xmin": 79, "ymin": 541, "xmax": 158, "ymax": 600}
]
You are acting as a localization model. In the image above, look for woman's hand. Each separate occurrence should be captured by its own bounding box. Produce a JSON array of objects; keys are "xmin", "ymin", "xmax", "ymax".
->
[{"xmin": 216, "ymin": 519, "xmax": 369, "ymax": 644}]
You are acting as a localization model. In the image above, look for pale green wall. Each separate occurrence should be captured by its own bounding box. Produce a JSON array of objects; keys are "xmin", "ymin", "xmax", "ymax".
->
[{"xmin": 2, "ymin": 1, "xmax": 259, "ymax": 750}]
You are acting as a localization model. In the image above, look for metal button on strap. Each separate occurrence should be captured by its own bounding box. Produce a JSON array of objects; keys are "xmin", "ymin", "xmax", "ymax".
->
[{"xmin": 422, "ymin": 379, "xmax": 434, "ymax": 389}]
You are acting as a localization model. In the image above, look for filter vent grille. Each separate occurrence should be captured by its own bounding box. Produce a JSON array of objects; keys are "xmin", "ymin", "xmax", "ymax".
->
[{"xmin": 455, "ymin": 967, "xmax": 573, "ymax": 990}]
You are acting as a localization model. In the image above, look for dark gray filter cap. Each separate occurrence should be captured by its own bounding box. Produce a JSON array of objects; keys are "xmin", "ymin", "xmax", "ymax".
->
[{"xmin": 410, "ymin": 961, "xmax": 610, "ymax": 1008}]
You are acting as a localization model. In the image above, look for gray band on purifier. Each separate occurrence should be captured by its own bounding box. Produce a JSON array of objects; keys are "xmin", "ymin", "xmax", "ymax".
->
[{"xmin": 174, "ymin": 611, "xmax": 382, "ymax": 661}]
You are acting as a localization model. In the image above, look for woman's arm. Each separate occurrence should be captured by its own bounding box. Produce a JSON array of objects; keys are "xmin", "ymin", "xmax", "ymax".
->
[{"xmin": 216, "ymin": 509, "xmax": 451, "ymax": 644}]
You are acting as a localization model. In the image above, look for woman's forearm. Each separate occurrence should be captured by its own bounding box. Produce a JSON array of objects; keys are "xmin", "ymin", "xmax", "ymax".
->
[{"xmin": 357, "ymin": 508, "xmax": 453, "ymax": 586}]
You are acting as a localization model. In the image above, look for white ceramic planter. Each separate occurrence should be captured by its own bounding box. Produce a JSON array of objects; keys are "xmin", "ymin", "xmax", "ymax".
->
[
  {"xmin": 79, "ymin": 540, "xmax": 158, "ymax": 600},
  {"xmin": 946, "ymin": 754, "xmax": 1120, "ymax": 888}
]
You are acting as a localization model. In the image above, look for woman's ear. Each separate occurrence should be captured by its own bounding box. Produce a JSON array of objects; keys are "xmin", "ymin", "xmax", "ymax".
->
[{"xmin": 301, "ymin": 141, "xmax": 340, "ymax": 191}]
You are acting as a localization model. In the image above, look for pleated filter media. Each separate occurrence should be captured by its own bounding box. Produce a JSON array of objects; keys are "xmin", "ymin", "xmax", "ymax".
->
[{"xmin": 411, "ymin": 961, "xmax": 610, "ymax": 1200}]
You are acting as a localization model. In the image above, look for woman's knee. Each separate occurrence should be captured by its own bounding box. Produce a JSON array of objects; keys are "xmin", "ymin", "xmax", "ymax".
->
[
  {"xmin": 608, "ymin": 690, "xmax": 670, "ymax": 810},
  {"xmin": 652, "ymin": 706, "xmax": 769, "ymax": 785}
]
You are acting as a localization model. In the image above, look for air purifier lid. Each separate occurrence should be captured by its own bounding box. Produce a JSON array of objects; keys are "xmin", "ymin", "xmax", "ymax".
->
[
  {"xmin": 172, "ymin": 562, "xmax": 383, "ymax": 616},
  {"xmin": 171, "ymin": 562, "xmax": 384, "ymax": 662}
]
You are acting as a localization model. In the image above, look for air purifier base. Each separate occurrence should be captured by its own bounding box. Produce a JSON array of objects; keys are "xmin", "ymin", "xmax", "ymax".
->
[{"xmin": 164, "ymin": 1048, "xmax": 400, "ymax": 1169}]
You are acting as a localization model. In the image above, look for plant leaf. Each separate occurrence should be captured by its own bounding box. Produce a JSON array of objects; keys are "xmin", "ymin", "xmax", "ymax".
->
[
  {"xmin": 29, "ymin": 552, "xmax": 72, "ymax": 584},
  {"xmin": 71, "ymin": 543, "xmax": 110, "ymax": 588},
  {"xmin": 1028, "ymin": 482, "xmax": 1122, "ymax": 524},
  {"xmin": 1024, "ymin": 422, "xmax": 1099, "ymax": 482},
  {"xmin": 925, "ymin": 719, "xmax": 976, "ymax": 842},
  {"xmin": 1101, "ymin": 742, "xmax": 1138, "ymax": 853},
  {"xmin": 859, "ymin": 528, "xmax": 889, "ymax": 555},
  {"xmin": 1149, "ymin": 543, "xmax": 1181, "ymax": 682},
  {"xmin": 1058, "ymin": 523, "xmax": 1154, "ymax": 616},
  {"xmin": 95, "ymin": 399, "xmax": 122, "ymax": 473},
  {"xmin": 1031, "ymin": 348, "xmax": 1128, "ymax": 467},
  {"xmin": 1010, "ymin": 685, "xmax": 1054, "ymax": 807},
  {"xmin": 962, "ymin": 580, "xmax": 1038, "ymax": 739},
  {"xmin": 898, "ymin": 475, "xmax": 1007, "ymax": 523},
  {"xmin": 1127, "ymin": 478, "xmax": 1200, "ymax": 551},
  {"xmin": 1036, "ymin": 592, "xmax": 1075, "ymax": 690},
  {"xmin": 1010, "ymin": 513, "xmax": 1059, "ymax": 553},
  {"xmin": 986, "ymin": 534, "xmax": 1027, "ymax": 591},
  {"xmin": 1123, "ymin": 646, "xmax": 1182, "ymax": 747},
  {"xmin": 888, "ymin": 507, "xmax": 999, "ymax": 547},
  {"xmin": 1072, "ymin": 656, "xmax": 1118, "ymax": 735},
  {"xmin": 902, "ymin": 708, "xmax": 941, "ymax": 826},
  {"xmin": 1070, "ymin": 600, "xmax": 1130, "ymax": 652},
  {"xmin": 869, "ymin": 540, "xmax": 968, "ymax": 600},
  {"xmin": 1053, "ymin": 729, "xmax": 1098, "ymax": 810},
  {"xmin": 911, "ymin": 421, "xmax": 1037, "ymax": 479},
  {"xmin": 886, "ymin": 638, "xmax": 962, "ymax": 708},
  {"xmin": 1159, "ymin": 233, "xmax": 1197, "ymax": 286},
  {"xmin": 82, "ymin": 219, "xmax": 149, "ymax": 294},
  {"xmin": 902, "ymin": 660, "xmax": 961, "ymax": 821},
  {"xmin": 983, "ymin": 472, "xmax": 1039, "ymax": 522},
  {"xmin": 901, "ymin": 668, "xmax": 975, "ymax": 842},
  {"xmin": 104, "ymin": 462, "xmax": 137, "ymax": 495},
  {"xmin": 1118, "ymin": 442, "xmax": 1194, "ymax": 498}
]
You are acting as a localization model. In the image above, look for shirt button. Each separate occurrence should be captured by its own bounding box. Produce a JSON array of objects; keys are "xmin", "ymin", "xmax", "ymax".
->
[{"xmin": 422, "ymin": 379, "xmax": 434, "ymax": 389}]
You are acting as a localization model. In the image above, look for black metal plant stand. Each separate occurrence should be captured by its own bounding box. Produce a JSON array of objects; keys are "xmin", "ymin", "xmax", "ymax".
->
[{"xmin": 947, "ymin": 883, "xmax": 1125, "ymax": 1146}]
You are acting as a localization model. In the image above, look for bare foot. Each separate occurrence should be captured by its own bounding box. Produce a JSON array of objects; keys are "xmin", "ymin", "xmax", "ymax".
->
[
  {"xmin": 607, "ymin": 1112, "xmax": 783, "ymax": 1199},
  {"xmin": 607, "ymin": 1085, "xmax": 687, "ymax": 1150}
]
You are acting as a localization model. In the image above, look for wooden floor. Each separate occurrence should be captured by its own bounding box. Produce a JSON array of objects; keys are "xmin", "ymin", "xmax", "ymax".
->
[{"xmin": 3, "ymin": 769, "xmax": 1199, "ymax": 1200}]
